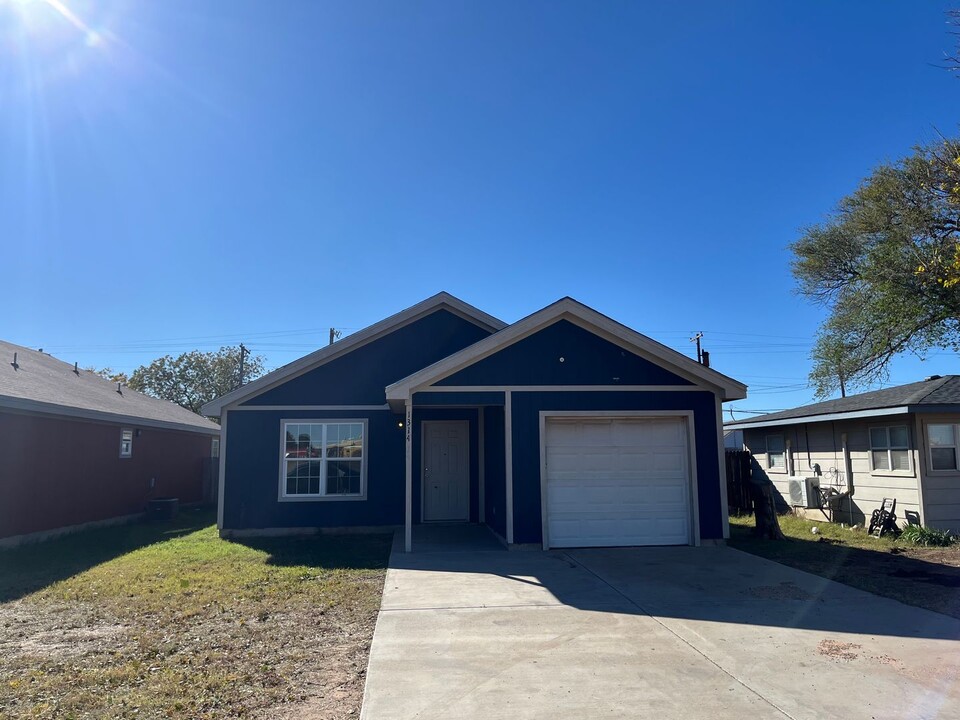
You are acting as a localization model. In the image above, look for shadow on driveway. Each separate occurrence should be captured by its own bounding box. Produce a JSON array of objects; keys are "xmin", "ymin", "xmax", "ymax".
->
[{"xmin": 388, "ymin": 538, "xmax": 960, "ymax": 641}]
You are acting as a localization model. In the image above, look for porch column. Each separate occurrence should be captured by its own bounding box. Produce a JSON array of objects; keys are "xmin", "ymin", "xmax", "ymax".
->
[
  {"xmin": 478, "ymin": 406, "xmax": 485, "ymax": 524},
  {"xmin": 505, "ymin": 390, "xmax": 514, "ymax": 544},
  {"xmin": 405, "ymin": 398, "xmax": 413, "ymax": 552}
]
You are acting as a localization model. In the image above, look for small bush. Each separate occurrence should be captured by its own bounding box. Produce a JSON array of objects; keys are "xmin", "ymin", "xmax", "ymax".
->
[{"xmin": 899, "ymin": 524, "xmax": 955, "ymax": 547}]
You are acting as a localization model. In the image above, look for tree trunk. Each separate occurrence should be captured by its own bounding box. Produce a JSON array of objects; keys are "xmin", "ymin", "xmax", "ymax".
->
[{"xmin": 751, "ymin": 481, "xmax": 786, "ymax": 540}]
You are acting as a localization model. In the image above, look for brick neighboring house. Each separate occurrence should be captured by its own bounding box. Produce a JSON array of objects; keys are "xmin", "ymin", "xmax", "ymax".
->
[{"xmin": 1, "ymin": 341, "xmax": 220, "ymax": 547}]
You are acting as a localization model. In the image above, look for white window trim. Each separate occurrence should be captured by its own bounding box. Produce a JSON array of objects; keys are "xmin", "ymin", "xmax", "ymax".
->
[
  {"xmin": 119, "ymin": 428, "xmax": 133, "ymax": 458},
  {"xmin": 765, "ymin": 434, "xmax": 786, "ymax": 473},
  {"xmin": 868, "ymin": 424, "xmax": 914, "ymax": 477},
  {"xmin": 277, "ymin": 418, "xmax": 368, "ymax": 502},
  {"xmin": 926, "ymin": 422, "xmax": 960, "ymax": 475}
]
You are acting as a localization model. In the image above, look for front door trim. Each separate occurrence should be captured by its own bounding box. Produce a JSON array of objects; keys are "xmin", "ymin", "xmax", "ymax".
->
[{"xmin": 421, "ymin": 420, "xmax": 470, "ymax": 523}]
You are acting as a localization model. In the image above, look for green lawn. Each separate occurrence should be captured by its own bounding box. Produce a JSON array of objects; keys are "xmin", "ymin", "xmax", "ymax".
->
[
  {"xmin": 0, "ymin": 509, "xmax": 392, "ymax": 719},
  {"xmin": 729, "ymin": 513, "xmax": 960, "ymax": 619}
]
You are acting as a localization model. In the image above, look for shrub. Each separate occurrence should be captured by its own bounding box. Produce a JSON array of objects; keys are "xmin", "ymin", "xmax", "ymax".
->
[{"xmin": 899, "ymin": 524, "xmax": 955, "ymax": 547}]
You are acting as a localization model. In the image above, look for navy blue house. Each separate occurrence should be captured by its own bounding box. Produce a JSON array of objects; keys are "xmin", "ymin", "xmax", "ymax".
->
[{"xmin": 202, "ymin": 294, "xmax": 747, "ymax": 551}]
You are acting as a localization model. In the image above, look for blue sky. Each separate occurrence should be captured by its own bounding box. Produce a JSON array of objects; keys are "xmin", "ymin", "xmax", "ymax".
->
[{"xmin": 3, "ymin": 0, "xmax": 958, "ymax": 417}]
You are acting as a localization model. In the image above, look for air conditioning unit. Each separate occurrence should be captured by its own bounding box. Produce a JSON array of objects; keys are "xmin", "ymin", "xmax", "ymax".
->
[{"xmin": 787, "ymin": 476, "xmax": 820, "ymax": 509}]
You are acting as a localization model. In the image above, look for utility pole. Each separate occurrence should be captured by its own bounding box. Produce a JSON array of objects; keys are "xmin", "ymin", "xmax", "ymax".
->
[
  {"xmin": 237, "ymin": 343, "xmax": 248, "ymax": 389},
  {"xmin": 690, "ymin": 332, "xmax": 703, "ymax": 364},
  {"xmin": 329, "ymin": 328, "xmax": 341, "ymax": 346}
]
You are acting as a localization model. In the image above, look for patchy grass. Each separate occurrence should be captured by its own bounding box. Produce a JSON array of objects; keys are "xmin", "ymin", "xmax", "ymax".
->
[
  {"xmin": 729, "ymin": 513, "xmax": 960, "ymax": 619},
  {"xmin": 0, "ymin": 509, "xmax": 392, "ymax": 719}
]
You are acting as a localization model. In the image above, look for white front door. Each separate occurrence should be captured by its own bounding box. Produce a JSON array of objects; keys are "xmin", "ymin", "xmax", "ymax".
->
[{"xmin": 423, "ymin": 421, "xmax": 470, "ymax": 522}]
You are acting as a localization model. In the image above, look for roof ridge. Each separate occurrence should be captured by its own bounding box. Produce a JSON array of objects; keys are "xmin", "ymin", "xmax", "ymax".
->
[
  {"xmin": 200, "ymin": 293, "xmax": 507, "ymax": 415},
  {"xmin": 911, "ymin": 374, "xmax": 954, "ymax": 404}
]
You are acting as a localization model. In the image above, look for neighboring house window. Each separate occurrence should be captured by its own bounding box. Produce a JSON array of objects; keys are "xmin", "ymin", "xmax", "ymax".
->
[
  {"xmin": 928, "ymin": 424, "xmax": 958, "ymax": 471},
  {"xmin": 211, "ymin": 438, "xmax": 220, "ymax": 458},
  {"xmin": 120, "ymin": 429, "xmax": 133, "ymax": 458},
  {"xmin": 869, "ymin": 426, "xmax": 910, "ymax": 472},
  {"xmin": 766, "ymin": 435, "xmax": 785, "ymax": 470},
  {"xmin": 281, "ymin": 421, "xmax": 365, "ymax": 498}
]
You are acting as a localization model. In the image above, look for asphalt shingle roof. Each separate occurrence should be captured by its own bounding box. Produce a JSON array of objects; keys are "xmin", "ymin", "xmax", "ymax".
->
[
  {"xmin": 0, "ymin": 340, "xmax": 219, "ymax": 433},
  {"xmin": 727, "ymin": 375, "xmax": 960, "ymax": 427}
]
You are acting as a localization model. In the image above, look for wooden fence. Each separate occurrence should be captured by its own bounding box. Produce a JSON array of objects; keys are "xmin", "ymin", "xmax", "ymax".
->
[{"xmin": 725, "ymin": 449, "xmax": 753, "ymax": 515}]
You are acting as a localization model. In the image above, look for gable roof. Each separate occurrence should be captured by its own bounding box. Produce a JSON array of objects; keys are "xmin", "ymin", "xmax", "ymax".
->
[
  {"xmin": 725, "ymin": 375, "xmax": 960, "ymax": 430},
  {"xmin": 0, "ymin": 340, "xmax": 220, "ymax": 434},
  {"xmin": 385, "ymin": 297, "xmax": 747, "ymax": 402},
  {"xmin": 199, "ymin": 292, "xmax": 506, "ymax": 416}
]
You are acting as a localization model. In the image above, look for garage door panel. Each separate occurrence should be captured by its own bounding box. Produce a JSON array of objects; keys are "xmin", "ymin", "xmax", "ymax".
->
[
  {"xmin": 545, "ymin": 417, "xmax": 691, "ymax": 548},
  {"xmin": 651, "ymin": 451, "xmax": 685, "ymax": 473}
]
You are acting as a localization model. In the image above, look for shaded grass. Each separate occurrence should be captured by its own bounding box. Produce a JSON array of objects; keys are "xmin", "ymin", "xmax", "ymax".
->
[
  {"xmin": 0, "ymin": 509, "xmax": 212, "ymax": 603},
  {"xmin": 729, "ymin": 514, "xmax": 960, "ymax": 619},
  {"xmin": 0, "ymin": 510, "xmax": 392, "ymax": 719}
]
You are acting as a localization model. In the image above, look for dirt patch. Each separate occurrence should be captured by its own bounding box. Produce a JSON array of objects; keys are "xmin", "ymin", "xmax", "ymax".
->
[
  {"xmin": 0, "ymin": 523, "xmax": 391, "ymax": 720},
  {"xmin": 0, "ymin": 589, "xmax": 381, "ymax": 720},
  {"xmin": 0, "ymin": 600, "xmax": 121, "ymax": 659},
  {"xmin": 817, "ymin": 639, "xmax": 862, "ymax": 661}
]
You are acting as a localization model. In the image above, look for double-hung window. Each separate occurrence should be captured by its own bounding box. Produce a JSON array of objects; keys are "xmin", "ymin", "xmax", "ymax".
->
[
  {"xmin": 869, "ymin": 426, "xmax": 910, "ymax": 472},
  {"xmin": 281, "ymin": 421, "xmax": 365, "ymax": 499},
  {"xmin": 766, "ymin": 434, "xmax": 785, "ymax": 470},
  {"xmin": 120, "ymin": 429, "xmax": 133, "ymax": 458},
  {"xmin": 928, "ymin": 424, "xmax": 959, "ymax": 472}
]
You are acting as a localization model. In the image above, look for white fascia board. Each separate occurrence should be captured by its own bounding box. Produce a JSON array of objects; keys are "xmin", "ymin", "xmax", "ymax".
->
[
  {"xmin": 724, "ymin": 406, "xmax": 912, "ymax": 430},
  {"xmin": 199, "ymin": 292, "xmax": 506, "ymax": 416},
  {"xmin": 0, "ymin": 396, "xmax": 221, "ymax": 435},
  {"xmin": 386, "ymin": 298, "xmax": 747, "ymax": 401}
]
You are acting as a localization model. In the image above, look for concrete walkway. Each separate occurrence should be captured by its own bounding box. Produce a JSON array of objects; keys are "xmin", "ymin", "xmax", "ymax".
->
[{"xmin": 361, "ymin": 535, "xmax": 960, "ymax": 720}]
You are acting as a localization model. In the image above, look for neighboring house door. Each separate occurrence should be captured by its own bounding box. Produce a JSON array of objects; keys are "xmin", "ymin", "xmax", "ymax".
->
[
  {"xmin": 544, "ymin": 416, "xmax": 692, "ymax": 548},
  {"xmin": 422, "ymin": 421, "xmax": 469, "ymax": 522}
]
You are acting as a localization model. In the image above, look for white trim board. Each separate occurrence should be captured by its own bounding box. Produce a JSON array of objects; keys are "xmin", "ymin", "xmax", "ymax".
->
[
  {"xmin": 505, "ymin": 390, "xmax": 514, "ymax": 544},
  {"xmin": 386, "ymin": 298, "xmax": 746, "ymax": 403},
  {"xmin": 217, "ymin": 410, "xmax": 228, "ymax": 529},
  {"xmin": 200, "ymin": 292, "xmax": 505, "ymax": 416},
  {"xmin": 715, "ymin": 396, "xmax": 730, "ymax": 540},
  {"xmin": 413, "ymin": 385, "xmax": 711, "ymax": 393},
  {"xmin": 230, "ymin": 404, "xmax": 391, "ymax": 412},
  {"xmin": 478, "ymin": 406, "xmax": 486, "ymax": 524}
]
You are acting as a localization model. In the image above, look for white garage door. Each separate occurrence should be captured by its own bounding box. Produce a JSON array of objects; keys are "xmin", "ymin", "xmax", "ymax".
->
[{"xmin": 544, "ymin": 416, "xmax": 692, "ymax": 548}]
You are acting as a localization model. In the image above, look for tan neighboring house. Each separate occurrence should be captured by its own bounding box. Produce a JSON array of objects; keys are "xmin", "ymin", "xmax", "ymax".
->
[{"xmin": 725, "ymin": 375, "xmax": 960, "ymax": 532}]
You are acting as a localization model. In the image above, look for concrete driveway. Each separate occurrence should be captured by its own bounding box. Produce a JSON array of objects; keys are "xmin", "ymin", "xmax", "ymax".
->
[{"xmin": 361, "ymin": 529, "xmax": 960, "ymax": 720}]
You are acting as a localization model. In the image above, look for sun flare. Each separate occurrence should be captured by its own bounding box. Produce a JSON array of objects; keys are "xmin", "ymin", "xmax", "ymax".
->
[{"xmin": 2, "ymin": 0, "xmax": 102, "ymax": 47}]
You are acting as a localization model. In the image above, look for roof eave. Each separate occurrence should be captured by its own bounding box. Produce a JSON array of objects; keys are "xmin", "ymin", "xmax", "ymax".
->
[
  {"xmin": 386, "ymin": 298, "xmax": 747, "ymax": 400},
  {"xmin": 725, "ymin": 405, "xmax": 913, "ymax": 430},
  {"xmin": 201, "ymin": 292, "xmax": 506, "ymax": 416},
  {"xmin": 0, "ymin": 395, "xmax": 220, "ymax": 435}
]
